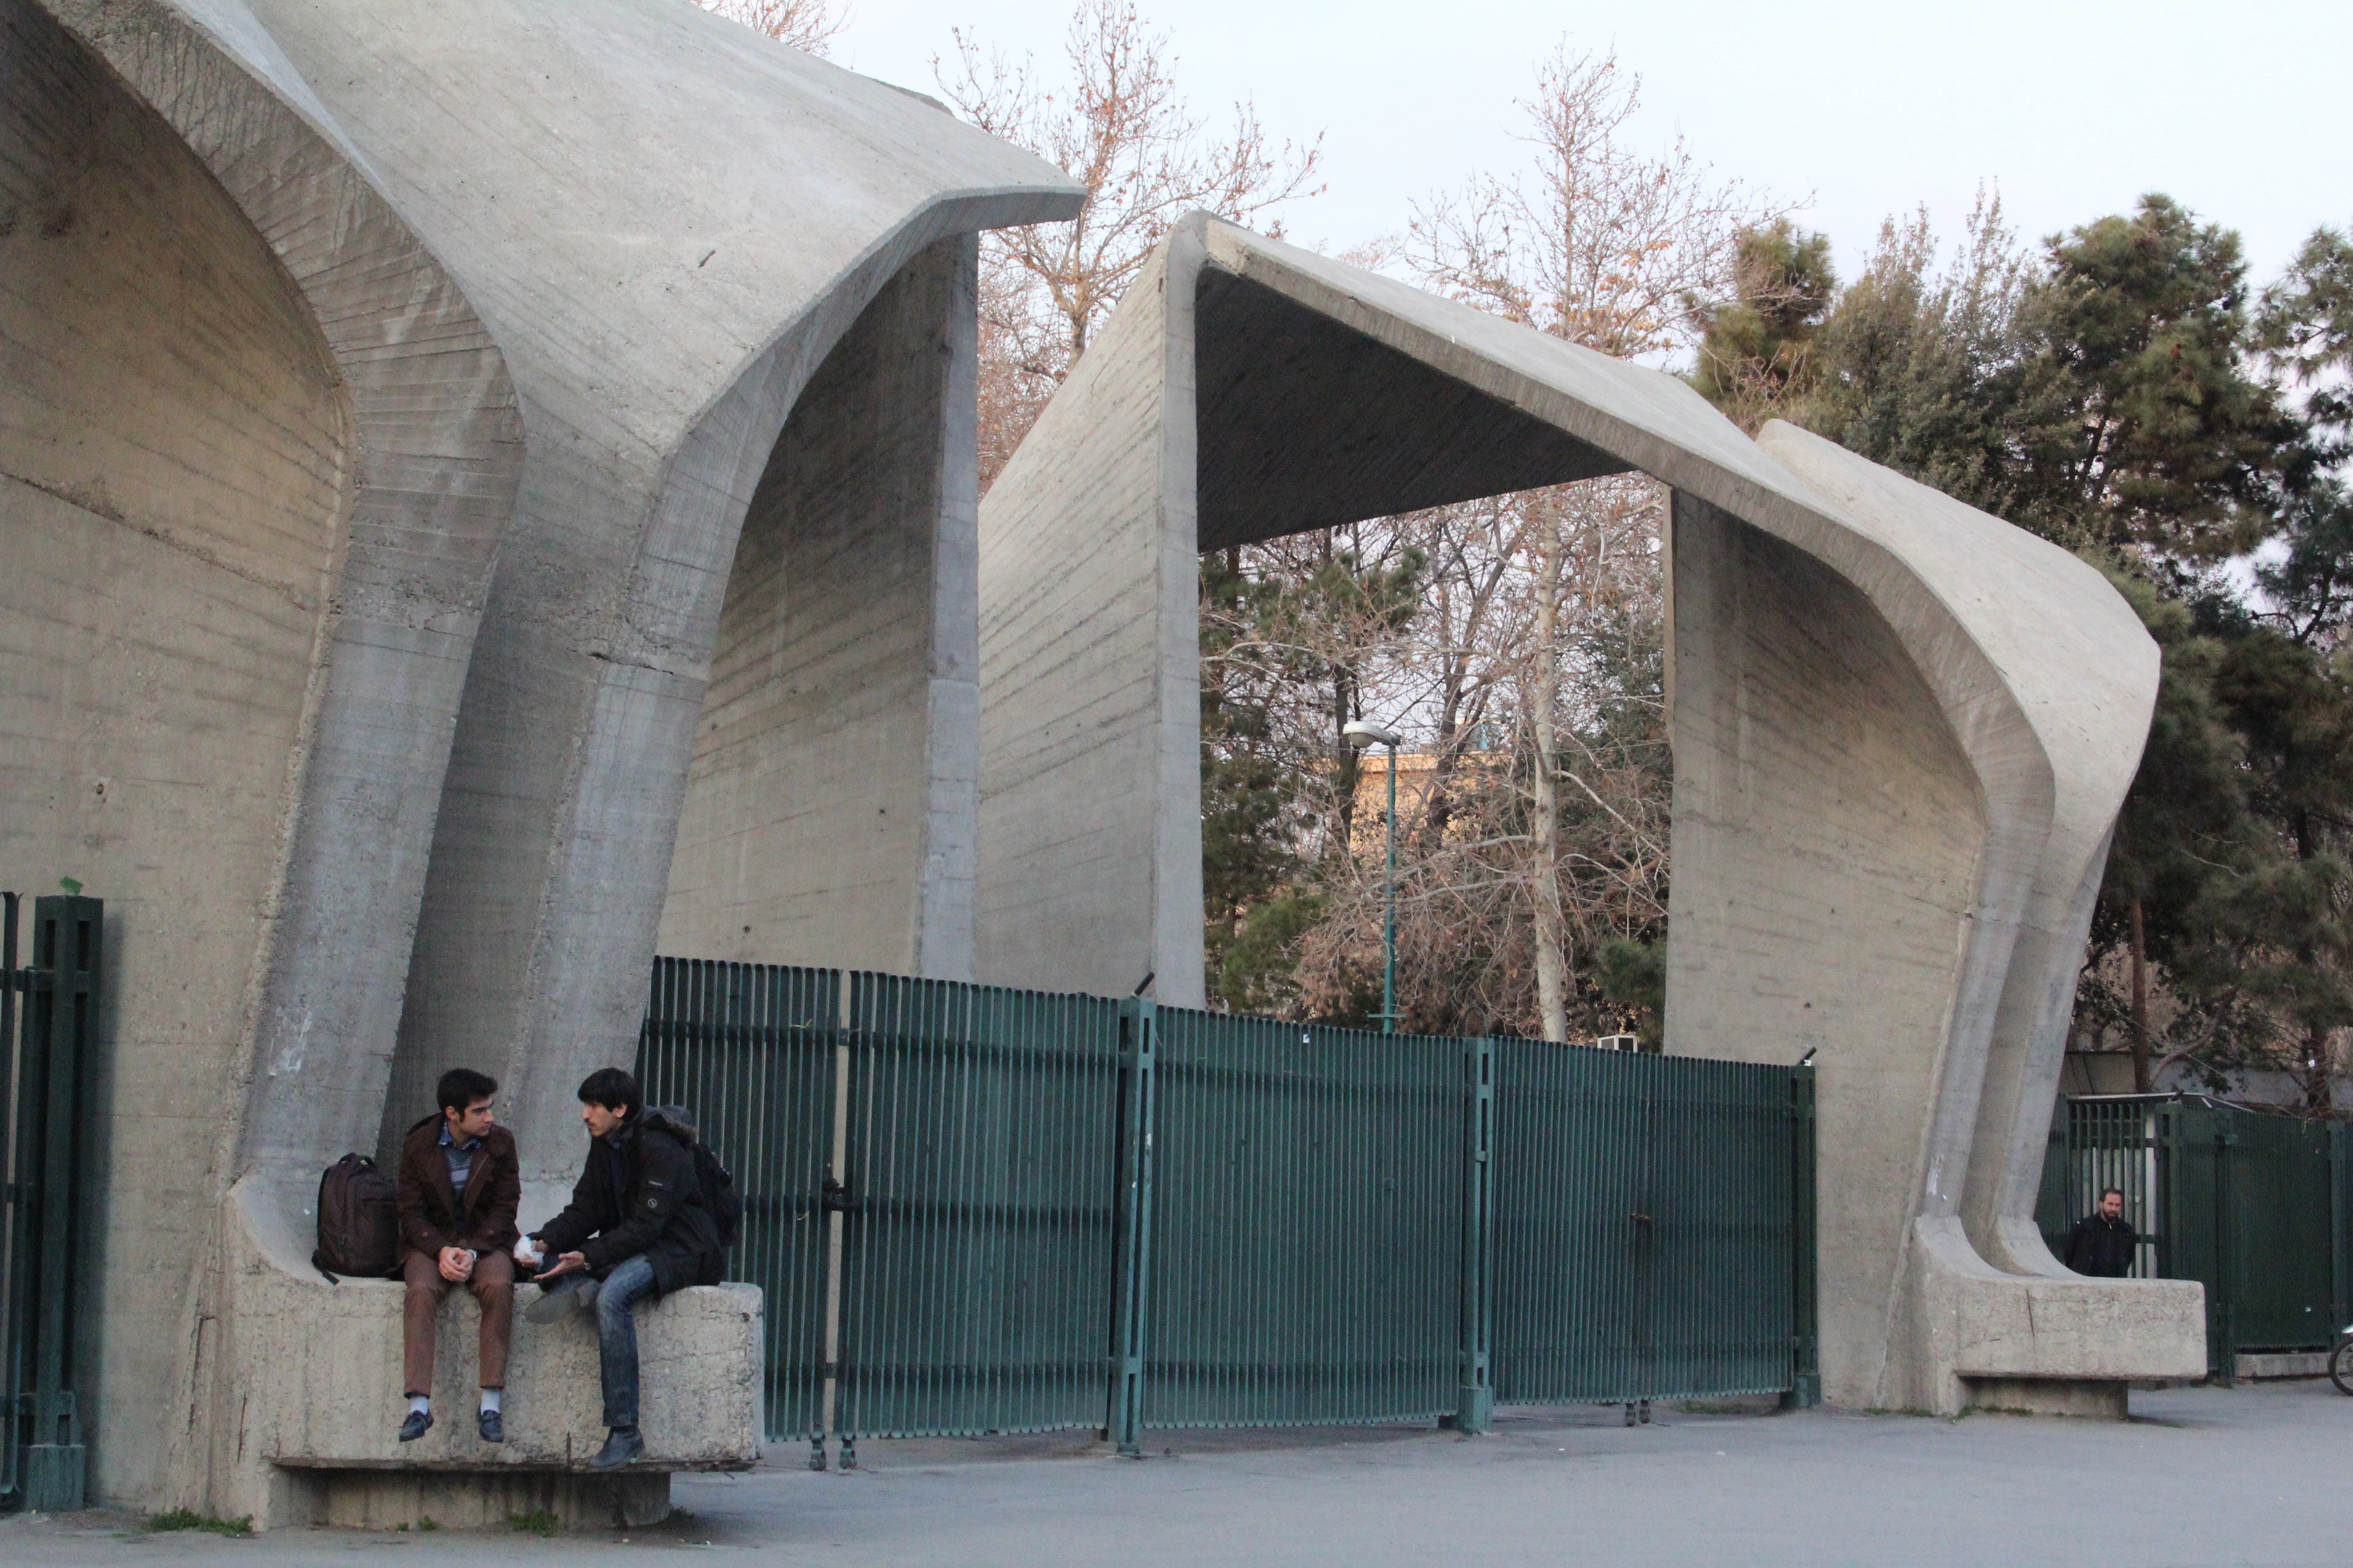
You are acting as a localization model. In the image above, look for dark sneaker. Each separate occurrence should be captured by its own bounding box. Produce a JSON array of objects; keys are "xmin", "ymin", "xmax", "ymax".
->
[
  {"xmin": 477, "ymin": 1408, "xmax": 504, "ymax": 1444},
  {"xmin": 524, "ymin": 1274, "xmax": 599, "ymax": 1325},
  {"xmin": 587, "ymin": 1427, "xmax": 644, "ymax": 1470},
  {"xmin": 397, "ymin": 1409, "xmax": 433, "ymax": 1443}
]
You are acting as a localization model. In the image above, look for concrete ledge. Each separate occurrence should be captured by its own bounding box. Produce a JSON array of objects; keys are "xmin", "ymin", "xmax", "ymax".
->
[
  {"xmin": 2236, "ymin": 1351, "xmax": 2333, "ymax": 1381},
  {"xmin": 1904, "ymin": 1219, "xmax": 2206, "ymax": 1415},
  {"xmin": 255, "ymin": 1276, "xmax": 763, "ymax": 1473},
  {"xmin": 1963, "ymin": 1377, "xmax": 2129, "ymax": 1419},
  {"xmin": 307, "ymin": 1470, "xmax": 672, "ymax": 1532},
  {"xmin": 193, "ymin": 1179, "xmax": 761, "ymax": 1529}
]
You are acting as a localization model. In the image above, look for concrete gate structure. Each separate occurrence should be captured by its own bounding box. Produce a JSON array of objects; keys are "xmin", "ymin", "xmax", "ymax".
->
[
  {"xmin": 973, "ymin": 215, "xmax": 2208, "ymax": 1416},
  {"xmin": 1, "ymin": 0, "xmax": 1079, "ymax": 1528}
]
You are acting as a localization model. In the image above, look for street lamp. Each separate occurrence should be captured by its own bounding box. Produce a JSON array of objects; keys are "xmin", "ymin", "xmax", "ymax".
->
[{"xmin": 1343, "ymin": 720, "xmax": 1403, "ymax": 1034}]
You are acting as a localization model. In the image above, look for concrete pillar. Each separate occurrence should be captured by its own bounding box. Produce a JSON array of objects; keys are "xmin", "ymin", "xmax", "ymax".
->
[
  {"xmin": 975, "ymin": 225, "xmax": 1213, "ymax": 1005},
  {"xmin": 1662, "ymin": 491, "xmax": 1986, "ymax": 1405},
  {"xmin": 657, "ymin": 236, "xmax": 981, "ymax": 979}
]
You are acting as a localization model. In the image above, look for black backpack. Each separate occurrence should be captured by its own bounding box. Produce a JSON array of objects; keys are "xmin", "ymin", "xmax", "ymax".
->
[
  {"xmin": 313, "ymin": 1153, "xmax": 401, "ymax": 1281},
  {"xmin": 641, "ymin": 1106, "xmax": 743, "ymax": 1251}
]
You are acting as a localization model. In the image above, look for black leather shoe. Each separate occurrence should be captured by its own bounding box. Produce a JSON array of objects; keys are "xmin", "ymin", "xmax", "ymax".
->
[
  {"xmin": 478, "ymin": 1408, "xmax": 504, "ymax": 1444},
  {"xmin": 587, "ymin": 1426, "xmax": 644, "ymax": 1470},
  {"xmin": 397, "ymin": 1409, "xmax": 433, "ymax": 1443}
]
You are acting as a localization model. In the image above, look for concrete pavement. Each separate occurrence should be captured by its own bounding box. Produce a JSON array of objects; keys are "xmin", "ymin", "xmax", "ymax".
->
[{"xmin": 7, "ymin": 1379, "xmax": 2346, "ymax": 1565}]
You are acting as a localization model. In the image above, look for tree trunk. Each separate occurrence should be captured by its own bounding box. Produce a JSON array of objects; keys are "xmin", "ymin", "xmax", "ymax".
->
[
  {"xmin": 1530, "ymin": 516, "xmax": 1568, "ymax": 1044},
  {"xmin": 2129, "ymin": 895, "xmax": 2151, "ymax": 1094}
]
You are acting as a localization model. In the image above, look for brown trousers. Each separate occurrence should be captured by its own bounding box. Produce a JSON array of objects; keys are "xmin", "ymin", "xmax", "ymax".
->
[{"xmin": 401, "ymin": 1247, "xmax": 514, "ymax": 1396}]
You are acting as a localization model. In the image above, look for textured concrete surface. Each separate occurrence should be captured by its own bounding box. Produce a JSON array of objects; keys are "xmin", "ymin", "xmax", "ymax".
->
[
  {"xmin": 657, "ymin": 235, "xmax": 982, "ymax": 980},
  {"xmin": 6, "ymin": 0, "xmax": 1079, "ymax": 1525},
  {"xmin": 3, "ymin": 1381, "xmax": 2346, "ymax": 1563},
  {"xmin": 975, "ymin": 213, "xmax": 2193, "ymax": 1414}
]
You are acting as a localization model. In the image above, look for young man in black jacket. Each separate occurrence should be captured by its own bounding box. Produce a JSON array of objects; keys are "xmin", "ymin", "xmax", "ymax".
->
[
  {"xmin": 514, "ymin": 1068, "xmax": 722, "ymax": 1469},
  {"xmin": 2065, "ymin": 1187, "xmax": 2138, "ymax": 1277}
]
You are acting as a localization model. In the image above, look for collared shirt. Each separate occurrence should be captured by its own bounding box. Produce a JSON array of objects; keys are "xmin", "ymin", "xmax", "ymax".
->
[{"xmin": 440, "ymin": 1121, "xmax": 483, "ymax": 1208}]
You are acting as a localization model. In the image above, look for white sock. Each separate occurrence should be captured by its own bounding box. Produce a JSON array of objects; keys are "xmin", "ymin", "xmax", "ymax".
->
[
  {"xmin": 480, "ymin": 1389, "xmax": 501, "ymax": 1415},
  {"xmin": 408, "ymin": 1395, "xmax": 430, "ymax": 1416}
]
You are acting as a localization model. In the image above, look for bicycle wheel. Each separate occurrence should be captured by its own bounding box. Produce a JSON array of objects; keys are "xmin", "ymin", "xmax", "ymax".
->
[{"xmin": 2330, "ymin": 1338, "xmax": 2353, "ymax": 1396}]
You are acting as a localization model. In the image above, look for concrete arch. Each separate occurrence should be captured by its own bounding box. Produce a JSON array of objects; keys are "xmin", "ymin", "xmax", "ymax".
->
[
  {"xmin": 974, "ymin": 214, "xmax": 2204, "ymax": 1414},
  {"xmin": 10, "ymin": 0, "xmax": 525, "ymax": 1510},
  {"xmin": 15, "ymin": 0, "xmax": 1082, "ymax": 1524},
  {"xmin": 657, "ymin": 233, "xmax": 985, "ymax": 983},
  {"xmin": 204, "ymin": 0, "xmax": 1092, "ymax": 1199}
]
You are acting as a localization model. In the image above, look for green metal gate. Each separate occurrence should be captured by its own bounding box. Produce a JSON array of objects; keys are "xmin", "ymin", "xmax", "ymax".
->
[
  {"xmin": 1142, "ymin": 1012, "xmax": 1467, "ymax": 1429},
  {"xmin": 1, "ymin": 891, "xmax": 102, "ymax": 1514},
  {"xmin": 639, "ymin": 960, "xmax": 1817, "ymax": 1462},
  {"xmin": 2037, "ymin": 1094, "xmax": 2353, "ymax": 1375},
  {"xmin": 1489, "ymin": 1040, "xmax": 1814, "ymax": 1406}
]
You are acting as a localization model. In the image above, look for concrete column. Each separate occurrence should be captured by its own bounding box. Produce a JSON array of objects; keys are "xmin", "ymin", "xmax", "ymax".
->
[
  {"xmin": 975, "ymin": 227, "xmax": 1210, "ymax": 1005},
  {"xmin": 657, "ymin": 236, "xmax": 980, "ymax": 979},
  {"xmin": 1662, "ymin": 491, "xmax": 1988, "ymax": 1405}
]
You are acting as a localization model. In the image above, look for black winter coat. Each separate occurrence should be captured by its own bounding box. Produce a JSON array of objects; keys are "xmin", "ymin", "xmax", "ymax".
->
[
  {"xmin": 534, "ymin": 1116, "xmax": 723, "ymax": 1295},
  {"xmin": 2066, "ymin": 1212, "xmax": 2138, "ymax": 1278}
]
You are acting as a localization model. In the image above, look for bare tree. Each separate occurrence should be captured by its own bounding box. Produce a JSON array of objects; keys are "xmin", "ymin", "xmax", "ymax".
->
[
  {"xmin": 1260, "ymin": 46, "xmax": 1780, "ymax": 1039},
  {"xmin": 1405, "ymin": 45, "xmax": 1780, "ymax": 363},
  {"xmin": 698, "ymin": 0, "xmax": 847, "ymax": 55},
  {"xmin": 936, "ymin": 0, "xmax": 1323, "ymax": 485}
]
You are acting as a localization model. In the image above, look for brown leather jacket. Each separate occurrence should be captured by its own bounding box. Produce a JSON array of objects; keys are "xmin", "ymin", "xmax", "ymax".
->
[{"xmin": 396, "ymin": 1114, "xmax": 521, "ymax": 1258}]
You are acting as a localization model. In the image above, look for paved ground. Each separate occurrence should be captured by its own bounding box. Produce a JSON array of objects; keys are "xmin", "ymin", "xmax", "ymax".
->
[{"xmin": 6, "ymin": 1380, "xmax": 2347, "ymax": 1566}]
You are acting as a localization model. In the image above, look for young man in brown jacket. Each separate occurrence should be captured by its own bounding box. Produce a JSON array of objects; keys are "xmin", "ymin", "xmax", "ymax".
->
[{"xmin": 396, "ymin": 1067, "xmax": 522, "ymax": 1443}]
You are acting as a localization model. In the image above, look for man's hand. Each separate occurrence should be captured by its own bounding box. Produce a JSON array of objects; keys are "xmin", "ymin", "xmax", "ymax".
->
[
  {"xmin": 437, "ymin": 1245, "xmax": 475, "ymax": 1283},
  {"xmin": 536, "ymin": 1250, "xmax": 590, "ymax": 1282},
  {"xmin": 514, "ymin": 1235, "xmax": 543, "ymax": 1268}
]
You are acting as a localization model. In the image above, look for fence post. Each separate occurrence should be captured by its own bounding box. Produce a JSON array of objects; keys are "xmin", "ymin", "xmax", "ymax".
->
[
  {"xmin": 2212, "ymin": 1106, "xmax": 2238, "ymax": 1384},
  {"xmin": 1783, "ymin": 1063, "xmax": 1820, "ymax": 1409},
  {"xmin": 1107, "ymin": 997, "xmax": 1157, "ymax": 1456},
  {"xmin": 2331, "ymin": 1121, "xmax": 2349, "ymax": 1335},
  {"xmin": 1444, "ymin": 1036, "xmax": 1495, "ymax": 1434}
]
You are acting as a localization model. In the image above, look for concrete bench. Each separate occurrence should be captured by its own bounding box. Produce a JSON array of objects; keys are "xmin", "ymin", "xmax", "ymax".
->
[{"xmin": 212, "ymin": 1180, "xmax": 763, "ymax": 1530}]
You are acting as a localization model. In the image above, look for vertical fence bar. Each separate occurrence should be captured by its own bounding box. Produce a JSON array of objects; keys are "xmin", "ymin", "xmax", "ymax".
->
[
  {"xmin": 818, "ymin": 973, "xmax": 853, "ymax": 1464},
  {"xmin": 1448, "ymin": 1036, "xmax": 1493, "ymax": 1433},
  {"xmin": 1785, "ymin": 1063, "xmax": 1819, "ymax": 1408},
  {"xmin": 1107, "ymin": 997, "xmax": 1157, "ymax": 1455}
]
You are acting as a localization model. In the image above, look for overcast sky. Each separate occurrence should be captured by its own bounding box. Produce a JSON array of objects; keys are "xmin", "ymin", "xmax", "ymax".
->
[{"xmin": 827, "ymin": 0, "xmax": 2350, "ymax": 292}]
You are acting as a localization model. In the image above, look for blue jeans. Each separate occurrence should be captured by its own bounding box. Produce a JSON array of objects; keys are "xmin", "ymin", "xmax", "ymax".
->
[{"xmin": 593, "ymin": 1254, "xmax": 659, "ymax": 1429}]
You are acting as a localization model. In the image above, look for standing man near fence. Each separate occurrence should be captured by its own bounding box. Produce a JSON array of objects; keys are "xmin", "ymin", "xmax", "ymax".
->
[
  {"xmin": 2066, "ymin": 1187, "xmax": 2138, "ymax": 1277},
  {"xmin": 516, "ymin": 1068, "xmax": 724, "ymax": 1470},
  {"xmin": 396, "ymin": 1068, "xmax": 521, "ymax": 1443}
]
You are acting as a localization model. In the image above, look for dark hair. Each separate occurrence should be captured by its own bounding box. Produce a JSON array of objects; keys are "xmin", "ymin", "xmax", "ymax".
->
[
  {"xmin": 2100, "ymin": 1187, "xmax": 2125, "ymax": 1202},
  {"xmin": 577, "ymin": 1067, "xmax": 641, "ymax": 1117},
  {"xmin": 436, "ymin": 1067, "xmax": 498, "ymax": 1116}
]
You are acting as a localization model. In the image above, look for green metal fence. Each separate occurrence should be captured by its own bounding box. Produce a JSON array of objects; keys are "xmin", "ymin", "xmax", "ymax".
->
[
  {"xmin": 1143, "ymin": 1012, "xmax": 1467, "ymax": 1429},
  {"xmin": 837, "ymin": 974, "xmax": 1126, "ymax": 1444},
  {"xmin": 1, "ymin": 892, "xmax": 102, "ymax": 1514},
  {"xmin": 639, "ymin": 961, "xmax": 1817, "ymax": 1462},
  {"xmin": 1489, "ymin": 1041, "xmax": 1812, "ymax": 1406},
  {"xmin": 635, "ymin": 958, "xmax": 838, "ymax": 1440},
  {"xmin": 2037, "ymin": 1094, "xmax": 2353, "ymax": 1375}
]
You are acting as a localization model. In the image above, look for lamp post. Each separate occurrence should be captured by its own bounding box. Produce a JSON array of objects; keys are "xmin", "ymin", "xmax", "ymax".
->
[{"xmin": 1343, "ymin": 720, "xmax": 1404, "ymax": 1034}]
